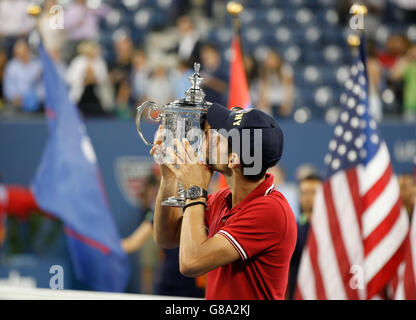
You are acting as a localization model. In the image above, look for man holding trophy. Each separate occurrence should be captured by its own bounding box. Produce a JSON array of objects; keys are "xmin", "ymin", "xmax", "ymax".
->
[{"xmin": 136, "ymin": 63, "xmax": 297, "ymax": 300}]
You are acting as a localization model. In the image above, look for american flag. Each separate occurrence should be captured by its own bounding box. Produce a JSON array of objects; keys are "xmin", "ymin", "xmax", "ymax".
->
[{"xmin": 294, "ymin": 38, "xmax": 409, "ymax": 300}]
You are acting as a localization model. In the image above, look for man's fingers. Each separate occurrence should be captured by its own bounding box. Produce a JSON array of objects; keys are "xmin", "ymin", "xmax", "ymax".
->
[
  {"xmin": 166, "ymin": 145, "xmax": 184, "ymax": 165},
  {"xmin": 173, "ymin": 139, "xmax": 186, "ymax": 164},
  {"xmin": 183, "ymin": 138, "xmax": 199, "ymax": 163},
  {"xmin": 153, "ymin": 125, "xmax": 164, "ymax": 145}
]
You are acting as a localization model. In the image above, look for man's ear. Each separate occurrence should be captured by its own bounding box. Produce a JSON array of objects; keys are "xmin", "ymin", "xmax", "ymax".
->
[{"xmin": 228, "ymin": 152, "xmax": 240, "ymax": 169}]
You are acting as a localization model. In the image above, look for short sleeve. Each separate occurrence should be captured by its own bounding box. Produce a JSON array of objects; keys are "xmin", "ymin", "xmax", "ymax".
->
[{"xmin": 217, "ymin": 198, "xmax": 287, "ymax": 260}]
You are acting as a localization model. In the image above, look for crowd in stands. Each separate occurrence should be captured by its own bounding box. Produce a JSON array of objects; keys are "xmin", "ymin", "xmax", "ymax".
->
[{"xmin": 0, "ymin": 0, "xmax": 415, "ymax": 122}]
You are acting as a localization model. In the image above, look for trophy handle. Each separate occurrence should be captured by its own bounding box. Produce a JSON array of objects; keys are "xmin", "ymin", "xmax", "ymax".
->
[{"xmin": 136, "ymin": 101, "xmax": 162, "ymax": 147}]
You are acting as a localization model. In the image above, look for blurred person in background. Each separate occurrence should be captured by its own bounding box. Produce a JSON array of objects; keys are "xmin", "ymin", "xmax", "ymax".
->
[
  {"xmin": 169, "ymin": 59, "xmax": 194, "ymax": 101},
  {"xmin": 378, "ymin": 34, "xmax": 410, "ymax": 71},
  {"xmin": 109, "ymin": 35, "xmax": 134, "ymax": 119},
  {"xmin": 38, "ymin": 0, "xmax": 65, "ymax": 53},
  {"xmin": 3, "ymin": 39, "xmax": 43, "ymax": 112},
  {"xmin": 367, "ymin": 39, "xmax": 384, "ymax": 122},
  {"xmin": 199, "ymin": 43, "xmax": 228, "ymax": 105},
  {"xmin": 0, "ymin": 0, "xmax": 35, "ymax": 56},
  {"xmin": 122, "ymin": 171, "xmax": 204, "ymax": 298},
  {"xmin": 131, "ymin": 49, "xmax": 151, "ymax": 104},
  {"xmin": 287, "ymin": 173, "xmax": 322, "ymax": 299},
  {"xmin": 254, "ymin": 50, "xmax": 294, "ymax": 118},
  {"xmin": 390, "ymin": 43, "xmax": 416, "ymax": 122},
  {"xmin": 244, "ymin": 55, "xmax": 259, "ymax": 99},
  {"xmin": 0, "ymin": 48, "xmax": 7, "ymax": 107},
  {"xmin": 398, "ymin": 173, "xmax": 415, "ymax": 220},
  {"xmin": 268, "ymin": 165, "xmax": 300, "ymax": 221},
  {"xmin": 66, "ymin": 41, "xmax": 114, "ymax": 117},
  {"xmin": 172, "ymin": 15, "xmax": 201, "ymax": 66},
  {"xmin": 122, "ymin": 171, "xmax": 160, "ymax": 294},
  {"xmin": 145, "ymin": 64, "xmax": 174, "ymax": 107},
  {"xmin": 63, "ymin": 0, "xmax": 110, "ymax": 61}
]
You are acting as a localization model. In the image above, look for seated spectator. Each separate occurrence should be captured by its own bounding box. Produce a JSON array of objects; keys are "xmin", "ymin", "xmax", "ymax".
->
[
  {"xmin": 199, "ymin": 43, "xmax": 228, "ymax": 105},
  {"xmin": 254, "ymin": 50, "xmax": 294, "ymax": 118},
  {"xmin": 63, "ymin": 0, "xmax": 110, "ymax": 61},
  {"xmin": 173, "ymin": 15, "xmax": 201, "ymax": 66},
  {"xmin": 367, "ymin": 39, "xmax": 384, "ymax": 122},
  {"xmin": 109, "ymin": 35, "xmax": 134, "ymax": 119},
  {"xmin": 0, "ymin": 48, "xmax": 7, "ymax": 106},
  {"xmin": 169, "ymin": 59, "xmax": 194, "ymax": 100},
  {"xmin": 378, "ymin": 34, "xmax": 410, "ymax": 70},
  {"xmin": 66, "ymin": 41, "xmax": 114, "ymax": 117},
  {"xmin": 145, "ymin": 64, "xmax": 174, "ymax": 107},
  {"xmin": 131, "ymin": 49, "xmax": 151, "ymax": 104},
  {"xmin": 0, "ymin": 0, "xmax": 35, "ymax": 56},
  {"xmin": 3, "ymin": 39, "xmax": 43, "ymax": 112},
  {"xmin": 390, "ymin": 43, "xmax": 416, "ymax": 122}
]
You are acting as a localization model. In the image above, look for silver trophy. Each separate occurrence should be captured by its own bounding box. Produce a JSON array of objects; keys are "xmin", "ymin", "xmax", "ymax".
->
[{"xmin": 136, "ymin": 63, "xmax": 212, "ymax": 207}]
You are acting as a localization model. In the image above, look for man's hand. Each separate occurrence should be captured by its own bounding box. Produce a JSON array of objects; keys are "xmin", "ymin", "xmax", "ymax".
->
[
  {"xmin": 165, "ymin": 138, "xmax": 213, "ymax": 190},
  {"xmin": 150, "ymin": 125, "xmax": 176, "ymax": 180}
]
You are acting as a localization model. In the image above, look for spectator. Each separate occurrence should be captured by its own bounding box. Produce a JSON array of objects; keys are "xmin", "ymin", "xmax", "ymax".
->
[
  {"xmin": 199, "ymin": 43, "xmax": 228, "ymax": 105},
  {"xmin": 109, "ymin": 35, "xmax": 134, "ymax": 119},
  {"xmin": 172, "ymin": 15, "xmax": 201, "ymax": 65},
  {"xmin": 367, "ymin": 39, "xmax": 384, "ymax": 122},
  {"xmin": 390, "ymin": 43, "xmax": 416, "ymax": 122},
  {"xmin": 169, "ymin": 60, "xmax": 194, "ymax": 101},
  {"xmin": 244, "ymin": 55, "xmax": 258, "ymax": 87},
  {"xmin": 398, "ymin": 173, "xmax": 415, "ymax": 220},
  {"xmin": 0, "ymin": 48, "xmax": 7, "ymax": 105},
  {"xmin": 145, "ymin": 64, "xmax": 174, "ymax": 107},
  {"xmin": 66, "ymin": 41, "xmax": 114, "ymax": 117},
  {"xmin": 254, "ymin": 50, "xmax": 294, "ymax": 118},
  {"xmin": 0, "ymin": 0, "xmax": 35, "ymax": 56},
  {"xmin": 268, "ymin": 165, "xmax": 300, "ymax": 221},
  {"xmin": 3, "ymin": 39, "xmax": 43, "ymax": 112},
  {"xmin": 63, "ymin": 0, "xmax": 110, "ymax": 61},
  {"xmin": 122, "ymin": 171, "xmax": 204, "ymax": 297},
  {"xmin": 378, "ymin": 34, "xmax": 410, "ymax": 71},
  {"xmin": 38, "ymin": 0, "xmax": 65, "ymax": 53},
  {"xmin": 131, "ymin": 49, "xmax": 151, "ymax": 104},
  {"xmin": 287, "ymin": 173, "xmax": 322, "ymax": 300}
]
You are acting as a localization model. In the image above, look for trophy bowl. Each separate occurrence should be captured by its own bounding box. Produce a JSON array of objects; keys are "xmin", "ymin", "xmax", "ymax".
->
[{"xmin": 136, "ymin": 63, "xmax": 212, "ymax": 207}]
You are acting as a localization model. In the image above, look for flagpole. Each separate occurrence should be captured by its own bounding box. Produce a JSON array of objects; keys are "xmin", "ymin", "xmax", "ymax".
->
[
  {"xmin": 226, "ymin": 1, "xmax": 247, "ymax": 75},
  {"xmin": 27, "ymin": 3, "xmax": 44, "ymax": 44}
]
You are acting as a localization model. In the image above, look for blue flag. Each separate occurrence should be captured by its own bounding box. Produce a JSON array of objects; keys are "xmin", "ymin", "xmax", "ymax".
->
[{"xmin": 32, "ymin": 44, "xmax": 130, "ymax": 292}]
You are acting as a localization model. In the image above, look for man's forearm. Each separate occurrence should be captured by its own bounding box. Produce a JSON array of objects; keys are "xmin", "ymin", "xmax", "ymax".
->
[
  {"xmin": 179, "ymin": 201, "xmax": 208, "ymax": 277},
  {"xmin": 153, "ymin": 176, "xmax": 183, "ymax": 249}
]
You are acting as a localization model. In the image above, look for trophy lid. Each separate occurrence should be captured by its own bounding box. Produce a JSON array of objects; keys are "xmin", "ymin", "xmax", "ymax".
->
[{"xmin": 185, "ymin": 63, "xmax": 206, "ymax": 104}]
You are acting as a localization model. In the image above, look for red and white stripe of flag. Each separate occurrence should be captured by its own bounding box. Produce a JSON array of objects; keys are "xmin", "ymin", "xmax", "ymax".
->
[{"xmin": 295, "ymin": 143, "xmax": 409, "ymax": 299}]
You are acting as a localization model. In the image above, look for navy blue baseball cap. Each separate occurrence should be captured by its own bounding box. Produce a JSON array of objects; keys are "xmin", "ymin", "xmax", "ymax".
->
[{"xmin": 206, "ymin": 103, "xmax": 284, "ymax": 167}]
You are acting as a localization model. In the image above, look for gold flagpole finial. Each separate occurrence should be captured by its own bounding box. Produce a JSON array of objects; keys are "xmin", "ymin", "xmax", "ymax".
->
[
  {"xmin": 347, "ymin": 34, "xmax": 361, "ymax": 47},
  {"xmin": 227, "ymin": 1, "xmax": 244, "ymax": 16},
  {"xmin": 27, "ymin": 3, "xmax": 42, "ymax": 17},
  {"xmin": 350, "ymin": 3, "xmax": 368, "ymax": 16}
]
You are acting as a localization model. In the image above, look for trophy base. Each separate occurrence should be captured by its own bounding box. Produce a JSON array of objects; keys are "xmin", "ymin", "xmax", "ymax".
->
[{"xmin": 162, "ymin": 196, "xmax": 186, "ymax": 208}]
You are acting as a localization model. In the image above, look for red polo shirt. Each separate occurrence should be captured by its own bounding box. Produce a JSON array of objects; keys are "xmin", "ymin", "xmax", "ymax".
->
[{"xmin": 204, "ymin": 173, "xmax": 297, "ymax": 300}]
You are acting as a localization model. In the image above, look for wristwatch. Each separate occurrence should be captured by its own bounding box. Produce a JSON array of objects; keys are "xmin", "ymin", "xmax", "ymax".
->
[{"xmin": 185, "ymin": 185, "xmax": 208, "ymax": 200}]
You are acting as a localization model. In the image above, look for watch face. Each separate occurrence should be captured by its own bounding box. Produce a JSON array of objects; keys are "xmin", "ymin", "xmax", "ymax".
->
[{"xmin": 187, "ymin": 186, "xmax": 201, "ymax": 199}]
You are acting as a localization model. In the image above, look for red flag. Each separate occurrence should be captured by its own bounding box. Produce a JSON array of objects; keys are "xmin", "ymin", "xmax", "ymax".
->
[
  {"xmin": 227, "ymin": 36, "xmax": 251, "ymax": 109},
  {"xmin": 217, "ymin": 36, "xmax": 252, "ymax": 190}
]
